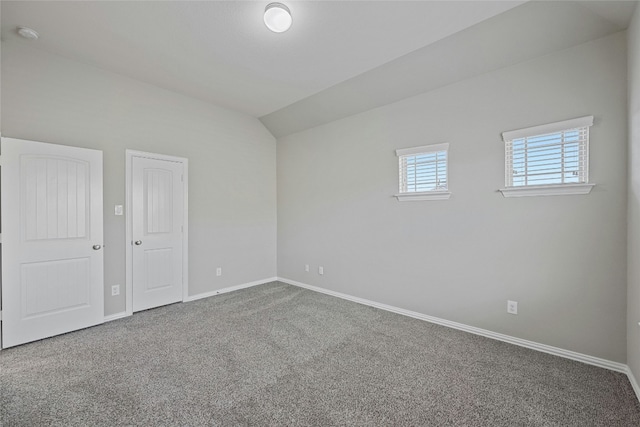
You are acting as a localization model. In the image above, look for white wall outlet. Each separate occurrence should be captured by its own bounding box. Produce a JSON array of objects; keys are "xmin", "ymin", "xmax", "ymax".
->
[
  {"xmin": 319, "ymin": 266, "xmax": 324, "ymax": 275},
  {"xmin": 111, "ymin": 285, "xmax": 120, "ymax": 296},
  {"xmin": 507, "ymin": 300, "xmax": 518, "ymax": 315},
  {"xmin": 114, "ymin": 205, "xmax": 123, "ymax": 216},
  {"xmin": 305, "ymin": 264, "xmax": 309, "ymax": 272},
  {"xmin": 216, "ymin": 267, "xmax": 222, "ymax": 277}
]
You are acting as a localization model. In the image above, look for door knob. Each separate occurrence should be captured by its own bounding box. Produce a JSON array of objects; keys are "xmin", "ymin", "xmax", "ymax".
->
[
  {"xmin": 134, "ymin": 240, "xmax": 143, "ymax": 246},
  {"xmin": 92, "ymin": 245, "xmax": 102, "ymax": 250}
]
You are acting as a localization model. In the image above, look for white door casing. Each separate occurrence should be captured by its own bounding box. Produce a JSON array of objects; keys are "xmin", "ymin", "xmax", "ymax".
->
[
  {"xmin": 126, "ymin": 151, "xmax": 188, "ymax": 313},
  {"xmin": 1, "ymin": 137, "xmax": 104, "ymax": 348}
]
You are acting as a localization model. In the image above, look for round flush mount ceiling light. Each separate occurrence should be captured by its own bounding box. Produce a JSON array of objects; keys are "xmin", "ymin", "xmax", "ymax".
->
[
  {"xmin": 264, "ymin": 3, "xmax": 292, "ymax": 33},
  {"xmin": 17, "ymin": 26, "xmax": 39, "ymax": 40}
]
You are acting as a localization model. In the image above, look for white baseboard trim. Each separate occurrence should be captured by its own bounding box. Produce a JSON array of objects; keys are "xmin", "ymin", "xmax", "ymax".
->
[
  {"xmin": 104, "ymin": 311, "xmax": 129, "ymax": 322},
  {"xmin": 627, "ymin": 367, "xmax": 640, "ymax": 402},
  {"xmin": 278, "ymin": 277, "xmax": 628, "ymax": 374},
  {"xmin": 184, "ymin": 277, "xmax": 278, "ymax": 302}
]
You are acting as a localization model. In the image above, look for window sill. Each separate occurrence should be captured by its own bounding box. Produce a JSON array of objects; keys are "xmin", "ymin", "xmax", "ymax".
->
[
  {"xmin": 394, "ymin": 191, "xmax": 451, "ymax": 201},
  {"xmin": 499, "ymin": 183, "xmax": 595, "ymax": 198}
]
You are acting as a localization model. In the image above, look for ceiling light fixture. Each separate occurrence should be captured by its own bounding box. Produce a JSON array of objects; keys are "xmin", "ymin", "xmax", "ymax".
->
[
  {"xmin": 17, "ymin": 26, "xmax": 39, "ymax": 40},
  {"xmin": 264, "ymin": 3, "xmax": 292, "ymax": 33}
]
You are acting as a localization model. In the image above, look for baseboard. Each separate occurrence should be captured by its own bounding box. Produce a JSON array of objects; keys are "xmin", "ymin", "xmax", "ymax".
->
[
  {"xmin": 628, "ymin": 367, "xmax": 640, "ymax": 402},
  {"xmin": 278, "ymin": 277, "xmax": 628, "ymax": 374},
  {"xmin": 184, "ymin": 277, "xmax": 278, "ymax": 302},
  {"xmin": 104, "ymin": 311, "xmax": 129, "ymax": 322},
  {"xmin": 104, "ymin": 277, "xmax": 277, "ymax": 320}
]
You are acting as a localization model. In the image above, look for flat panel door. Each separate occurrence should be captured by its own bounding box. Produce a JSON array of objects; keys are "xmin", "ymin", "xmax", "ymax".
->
[
  {"xmin": 132, "ymin": 156, "xmax": 184, "ymax": 312},
  {"xmin": 1, "ymin": 137, "xmax": 104, "ymax": 348}
]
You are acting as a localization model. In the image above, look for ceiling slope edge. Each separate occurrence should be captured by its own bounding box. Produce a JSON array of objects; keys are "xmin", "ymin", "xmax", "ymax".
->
[{"xmin": 260, "ymin": 1, "xmax": 623, "ymax": 139}]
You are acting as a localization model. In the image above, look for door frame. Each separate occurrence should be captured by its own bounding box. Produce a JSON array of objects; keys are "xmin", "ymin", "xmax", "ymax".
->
[{"xmin": 125, "ymin": 150, "xmax": 189, "ymax": 316}]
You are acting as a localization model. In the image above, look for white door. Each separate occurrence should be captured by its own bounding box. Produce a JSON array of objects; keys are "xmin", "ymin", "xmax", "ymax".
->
[
  {"xmin": 1, "ymin": 137, "xmax": 104, "ymax": 348},
  {"xmin": 131, "ymin": 155, "xmax": 184, "ymax": 312}
]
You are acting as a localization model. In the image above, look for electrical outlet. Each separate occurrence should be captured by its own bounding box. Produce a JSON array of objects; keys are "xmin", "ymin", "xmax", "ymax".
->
[
  {"xmin": 111, "ymin": 285, "xmax": 120, "ymax": 296},
  {"xmin": 319, "ymin": 266, "xmax": 324, "ymax": 275},
  {"xmin": 305, "ymin": 264, "xmax": 309, "ymax": 272},
  {"xmin": 216, "ymin": 267, "xmax": 222, "ymax": 277},
  {"xmin": 507, "ymin": 300, "xmax": 518, "ymax": 315}
]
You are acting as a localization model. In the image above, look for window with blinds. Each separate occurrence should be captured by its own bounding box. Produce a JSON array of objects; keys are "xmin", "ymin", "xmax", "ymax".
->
[
  {"xmin": 502, "ymin": 116, "xmax": 593, "ymax": 190},
  {"xmin": 395, "ymin": 143, "xmax": 450, "ymax": 201}
]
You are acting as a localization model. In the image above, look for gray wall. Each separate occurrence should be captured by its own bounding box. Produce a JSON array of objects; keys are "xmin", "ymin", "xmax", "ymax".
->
[
  {"xmin": 277, "ymin": 32, "xmax": 628, "ymax": 362},
  {"xmin": 1, "ymin": 42, "xmax": 277, "ymax": 316},
  {"xmin": 628, "ymin": 5, "xmax": 640, "ymax": 381},
  {"xmin": 1, "ymin": 20, "xmax": 634, "ymax": 368}
]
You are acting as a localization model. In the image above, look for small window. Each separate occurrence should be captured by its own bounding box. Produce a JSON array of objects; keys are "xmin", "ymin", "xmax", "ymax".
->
[
  {"xmin": 499, "ymin": 116, "xmax": 595, "ymax": 197},
  {"xmin": 395, "ymin": 143, "xmax": 450, "ymax": 201}
]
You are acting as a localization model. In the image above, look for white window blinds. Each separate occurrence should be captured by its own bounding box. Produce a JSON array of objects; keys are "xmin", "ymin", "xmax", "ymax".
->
[
  {"xmin": 396, "ymin": 143, "xmax": 448, "ymax": 193},
  {"xmin": 502, "ymin": 116, "xmax": 593, "ymax": 187}
]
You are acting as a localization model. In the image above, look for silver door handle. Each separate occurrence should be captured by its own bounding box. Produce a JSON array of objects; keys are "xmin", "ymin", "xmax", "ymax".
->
[
  {"xmin": 134, "ymin": 240, "xmax": 142, "ymax": 246},
  {"xmin": 92, "ymin": 245, "xmax": 102, "ymax": 250}
]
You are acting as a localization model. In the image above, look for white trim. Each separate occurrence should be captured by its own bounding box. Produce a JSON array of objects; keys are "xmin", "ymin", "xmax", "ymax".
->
[
  {"xmin": 125, "ymin": 152, "xmax": 133, "ymax": 316},
  {"xmin": 183, "ymin": 277, "xmax": 277, "ymax": 302},
  {"xmin": 125, "ymin": 150, "xmax": 189, "ymax": 316},
  {"xmin": 126, "ymin": 150, "xmax": 189, "ymax": 164},
  {"xmin": 499, "ymin": 183, "xmax": 595, "ymax": 197},
  {"xmin": 104, "ymin": 311, "xmax": 130, "ymax": 322},
  {"xmin": 627, "ymin": 367, "xmax": 640, "ymax": 403},
  {"xmin": 395, "ymin": 191, "xmax": 451, "ymax": 201},
  {"xmin": 502, "ymin": 116, "xmax": 594, "ymax": 142},
  {"xmin": 277, "ymin": 277, "xmax": 627, "ymax": 374},
  {"xmin": 104, "ymin": 276, "xmax": 275, "ymax": 321},
  {"xmin": 182, "ymin": 164, "xmax": 190, "ymax": 303},
  {"xmin": 396, "ymin": 142, "xmax": 449, "ymax": 157}
]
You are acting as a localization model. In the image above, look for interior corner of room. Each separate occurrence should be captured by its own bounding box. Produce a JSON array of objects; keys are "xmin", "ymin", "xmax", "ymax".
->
[{"xmin": 1, "ymin": 0, "xmax": 640, "ymax": 424}]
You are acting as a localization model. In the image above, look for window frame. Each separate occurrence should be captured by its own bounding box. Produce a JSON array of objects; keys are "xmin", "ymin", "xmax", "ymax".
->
[
  {"xmin": 394, "ymin": 142, "xmax": 451, "ymax": 201},
  {"xmin": 499, "ymin": 116, "xmax": 595, "ymax": 198}
]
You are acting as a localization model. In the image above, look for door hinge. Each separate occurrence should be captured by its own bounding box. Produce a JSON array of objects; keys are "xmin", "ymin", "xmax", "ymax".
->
[{"xmin": 0, "ymin": 310, "xmax": 3, "ymax": 321}]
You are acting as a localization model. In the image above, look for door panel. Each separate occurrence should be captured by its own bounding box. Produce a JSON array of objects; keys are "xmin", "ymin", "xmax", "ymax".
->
[
  {"xmin": 22, "ymin": 257, "xmax": 90, "ymax": 317},
  {"xmin": 2, "ymin": 137, "xmax": 104, "ymax": 348},
  {"xmin": 132, "ymin": 156, "xmax": 184, "ymax": 312},
  {"xmin": 145, "ymin": 168, "xmax": 173, "ymax": 234},
  {"xmin": 144, "ymin": 249, "xmax": 174, "ymax": 290},
  {"xmin": 23, "ymin": 156, "xmax": 88, "ymax": 240}
]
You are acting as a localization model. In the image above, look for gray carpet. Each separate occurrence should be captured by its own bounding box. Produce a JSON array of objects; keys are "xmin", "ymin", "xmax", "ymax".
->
[{"xmin": 1, "ymin": 281, "xmax": 639, "ymax": 426}]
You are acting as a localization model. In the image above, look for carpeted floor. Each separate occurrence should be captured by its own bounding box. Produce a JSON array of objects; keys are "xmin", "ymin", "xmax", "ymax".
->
[{"xmin": 1, "ymin": 281, "xmax": 639, "ymax": 426}]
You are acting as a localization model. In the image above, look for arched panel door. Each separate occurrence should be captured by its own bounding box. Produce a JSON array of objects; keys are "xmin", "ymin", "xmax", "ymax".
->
[{"xmin": 1, "ymin": 137, "xmax": 104, "ymax": 348}]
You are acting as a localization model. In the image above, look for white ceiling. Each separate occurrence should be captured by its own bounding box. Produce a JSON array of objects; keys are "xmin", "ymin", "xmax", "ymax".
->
[
  {"xmin": 262, "ymin": 0, "xmax": 637, "ymax": 137},
  {"xmin": 1, "ymin": 1, "xmax": 638, "ymax": 137},
  {"xmin": 1, "ymin": 1, "xmax": 524, "ymax": 117}
]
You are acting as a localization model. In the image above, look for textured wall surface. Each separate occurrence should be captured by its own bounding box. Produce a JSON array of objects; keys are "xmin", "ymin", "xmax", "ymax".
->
[
  {"xmin": 278, "ymin": 33, "xmax": 628, "ymax": 362},
  {"xmin": 1, "ymin": 23, "xmax": 634, "ymax": 368},
  {"xmin": 628, "ymin": 4, "xmax": 640, "ymax": 382},
  {"xmin": 1, "ymin": 42, "xmax": 277, "ymax": 316}
]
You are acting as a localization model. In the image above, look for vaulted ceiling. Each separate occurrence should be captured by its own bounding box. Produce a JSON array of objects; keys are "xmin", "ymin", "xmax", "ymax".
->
[{"xmin": 1, "ymin": 1, "xmax": 637, "ymax": 138}]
